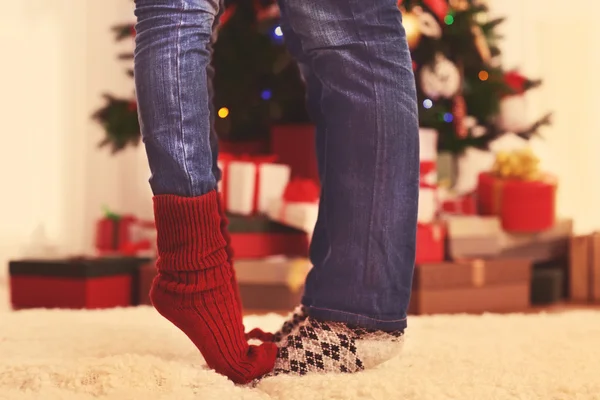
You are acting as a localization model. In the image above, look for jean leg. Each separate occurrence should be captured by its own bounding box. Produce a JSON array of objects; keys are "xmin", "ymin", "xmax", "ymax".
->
[
  {"xmin": 278, "ymin": 0, "xmax": 419, "ymax": 330},
  {"xmin": 208, "ymin": 3, "xmax": 223, "ymax": 183},
  {"xmin": 134, "ymin": 0, "xmax": 221, "ymax": 197}
]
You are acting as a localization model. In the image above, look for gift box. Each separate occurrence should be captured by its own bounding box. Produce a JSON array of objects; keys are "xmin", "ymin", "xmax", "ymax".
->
[
  {"xmin": 9, "ymin": 257, "xmax": 151, "ymax": 309},
  {"xmin": 137, "ymin": 260, "xmax": 157, "ymax": 306},
  {"xmin": 230, "ymin": 232, "xmax": 309, "ymax": 259},
  {"xmin": 270, "ymin": 124, "xmax": 319, "ymax": 183},
  {"xmin": 95, "ymin": 213, "xmax": 137, "ymax": 254},
  {"xmin": 218, "ymin": 153, "xmax": 291, "ymax": 216},
  {"xmin": 227, "ymin": 213, "xmax": 304, "ymax": 234},
  {"xmin": 498, "ymin": 219, "xmax": 572, "ymax": 262},
  {"xmin": 531, "ymin": 267, "xmax": 564, "ymax": 305},
  {"xmin": 415, "ymin": 223, "xmax": 446, "ymax": 264},
  {"xmin": 569, "ymin": 234, "xmax": 600, "ymax": 302},
  {"xmin": 234, "ymin": 257, "xmax": 311, "ymax": 311},
  {"xmin": 409, "ymin": 259, "xmax": 531, "ymax": 315},
  {"xmin": 477, "ymin": 149, "xmax": 556, "ymax": 232},
  {"xmin": 266, "ymin": 179, "xmax": 320, "ymax": 236},
  {"xmin": 447, "ymin": 215, "xmax": 502, "ymax": 260},
  {"xmin": 419, "ymin": 128, "xmax": 438, "ymax": 168}
]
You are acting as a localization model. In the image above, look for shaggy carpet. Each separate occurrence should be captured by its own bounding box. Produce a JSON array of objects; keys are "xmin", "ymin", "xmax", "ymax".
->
[{"xmin": 1, "ymin": 305, "xmax": 599, "ymax": 400}]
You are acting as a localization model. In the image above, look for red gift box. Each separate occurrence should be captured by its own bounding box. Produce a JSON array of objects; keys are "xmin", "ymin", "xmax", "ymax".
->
[
  {"xmin": 230, "ymin": 232, "xmax": 309, "ymax": 259},
  {"xmin": 9, "ymin": 257, "xmax": 150, "ymax": 309},
  {"xmin": 270, "ymin": 124, "xmax": 319, "ymax": 183},
  {"xmin": 96, "ymin": 215, "xmax": 136, "ymax": 254},
  {"xmin": 416, "ymin": 223, "xmax": 446, "ymax": 264},
  {"xmin": 477, "ymin": 172, "xmax": 556, "ymax": 232}
]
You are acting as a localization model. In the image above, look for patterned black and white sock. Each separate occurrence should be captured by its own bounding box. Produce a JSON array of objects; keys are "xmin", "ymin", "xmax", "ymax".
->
[
  {"xmin": 272, "ymin": 305, "xmax": 308, "ymax": 343},
  {"xmin": 269, "ymin": 317, "xmax": 404, "ymax": 377}
]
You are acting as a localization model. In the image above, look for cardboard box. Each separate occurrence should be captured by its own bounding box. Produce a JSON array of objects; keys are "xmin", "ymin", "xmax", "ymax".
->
[
  {"xmin": 531, "ymin": 267, "xmax": 564, "ymax": 305},
  {"xmin": 234, "ymin": 257, "xmax": 311, "ymax": 311},
  {"xmin": 570, "ymin": 233, "xmax": 600, "ymax": 302},
  {"xmin": 447, "ymin": 216, "xmax": 503, "ymax": 259},
  {"xmin": 499, "ymin": 219, "xmax": 572, "ymax": 262},
  {"xmin": 409, "ymin": 259, "xmax": 531, "ymax": 315}
]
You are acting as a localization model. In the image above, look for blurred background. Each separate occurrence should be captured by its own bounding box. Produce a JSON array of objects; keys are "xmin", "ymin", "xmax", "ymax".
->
[{"xmin": 1, "ymin": 0, "xmax": 599, "ymax": 314}]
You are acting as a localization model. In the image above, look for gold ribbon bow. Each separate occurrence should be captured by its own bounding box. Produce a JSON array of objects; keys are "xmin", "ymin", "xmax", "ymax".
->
[{"xmin": 492, "ymin": 148, "xmax": 541, "ymax": 181}]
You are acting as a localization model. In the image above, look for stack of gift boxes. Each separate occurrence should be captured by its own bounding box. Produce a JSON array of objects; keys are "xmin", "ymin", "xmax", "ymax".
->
[
  {"xmin": 412, "ymin": 127, "xmax": 600, "ymax": 314},
  {"xmin": 9, "ymin": 126, "xmax": 597, "ymax": 313},
  {"xmin": 8, "ymin": 128, "xmax": 320, "ymax": 311}
]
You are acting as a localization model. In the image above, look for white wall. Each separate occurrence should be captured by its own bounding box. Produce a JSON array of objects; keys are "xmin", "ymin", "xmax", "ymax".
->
[
  {"xmin": 0, "ymin": 1, "xmax": 598, "ymax": 279},
  {"xmin": 489, "ymin": 0, "xmax": 600, "ymax": 234},
  {"xmin": 0, "ymin": 1, "xmax": 151, "ymax": 279}
]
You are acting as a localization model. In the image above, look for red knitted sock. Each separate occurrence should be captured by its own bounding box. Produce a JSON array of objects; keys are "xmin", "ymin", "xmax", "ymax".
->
[
  {"xmin": 150, "ymin": 191, "xmax": 277, "ymax": 384},
  {"xmin": 216, "ymin": 193, "xmax": 244, "ymax": 312}
]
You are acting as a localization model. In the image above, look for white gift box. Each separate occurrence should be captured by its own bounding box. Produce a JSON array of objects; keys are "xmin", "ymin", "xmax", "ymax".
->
[
  {"xmin": 419, "ymin": 128, "xmax": 438, "ymax": 186},
  {"xmin": 219, "ymin": 158, "xmax": 291, "ymax": 216},
  {"xmin": 267, "ymin": 198, "xmax": 319, "ymax": 238},
  {"xmin": 419, "ymin": 128, "xmax": 438, "ymax": 162},
  {"xmin": 418, "ymin": 185, "xmax": 438, "ymax": 224}
]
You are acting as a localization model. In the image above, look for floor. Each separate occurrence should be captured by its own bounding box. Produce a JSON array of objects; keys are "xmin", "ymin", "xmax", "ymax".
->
[{"xmin": 2, "ymin": 302, "xmax": 600, "ymax": 399}]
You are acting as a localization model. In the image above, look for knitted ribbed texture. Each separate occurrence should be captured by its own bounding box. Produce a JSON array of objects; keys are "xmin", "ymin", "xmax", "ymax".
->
[
  {"xmin": 150, "ymin": 190, "xmax": 277, "ymax": 384},
  {"xmin": 215, "ymin": 193, "xmax": 243, "ymax": 311}
]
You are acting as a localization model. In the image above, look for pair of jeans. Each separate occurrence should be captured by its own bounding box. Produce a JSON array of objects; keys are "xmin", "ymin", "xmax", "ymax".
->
[{"xmin": 134, "ymin": 0, "xmax": 419, "ymax": 331}]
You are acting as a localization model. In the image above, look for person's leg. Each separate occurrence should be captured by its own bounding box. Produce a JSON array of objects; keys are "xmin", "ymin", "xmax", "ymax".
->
[
  {"xmin": 270, "ymin": 0, "xmax": 419, "ymax": 375},
  {"xmin": 134, "ymin": 0, "xmax": 276, "ymax": 383}
]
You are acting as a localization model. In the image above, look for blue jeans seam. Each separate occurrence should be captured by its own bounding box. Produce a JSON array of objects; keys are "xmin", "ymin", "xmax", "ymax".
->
[
  {"xmin": 175, "ymin": 0, "xmax": 194, "ymax": 196},
  {"xmin": 308, "ymin": 305, "xmax": 407, "ymax": 323}
]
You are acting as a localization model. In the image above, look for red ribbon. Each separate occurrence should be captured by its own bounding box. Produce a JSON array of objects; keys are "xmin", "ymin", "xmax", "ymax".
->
[{"xmin": 218, "ymin": 153, "xmax": 278, "ymax": 213}]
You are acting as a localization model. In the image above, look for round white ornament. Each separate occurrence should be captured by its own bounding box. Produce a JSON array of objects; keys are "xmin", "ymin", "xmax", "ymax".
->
[{"xmin": 420, "ymin": 54, "xmax": 461, "ymax": 99}]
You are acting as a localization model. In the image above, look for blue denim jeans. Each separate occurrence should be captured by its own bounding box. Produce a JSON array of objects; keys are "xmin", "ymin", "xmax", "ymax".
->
[{"xmin": 134, "ymin": 0, "xmax": 419, "ymax": 331}]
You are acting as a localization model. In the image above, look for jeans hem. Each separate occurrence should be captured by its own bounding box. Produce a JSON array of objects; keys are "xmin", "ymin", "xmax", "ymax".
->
[{"xmin": 304, "ymin": 305, "xmax": 408, "ymax": 331}]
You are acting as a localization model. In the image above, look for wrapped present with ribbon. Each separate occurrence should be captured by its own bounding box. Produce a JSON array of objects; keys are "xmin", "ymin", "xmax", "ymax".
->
[
  {"xmin": 95, "ymin": 207, "xmax": 137, "ymax": 254},
  {"xmin": 266, "ymin": 178, "xmax": 320, "ymax": 236},
  {"xmin": 477, "ymin": 148, "xmax": 557, "ymax": 233},
  {"xmin": 409, "ymin": 258, "xmax": 531, "ymax": 315},
  {"xmin": 415, "ymin": 222, "xmax": 446, "ymax": 264},
  {"xmin": 218, "ymin": 153, "xmax": 291, "ymax": 216}
]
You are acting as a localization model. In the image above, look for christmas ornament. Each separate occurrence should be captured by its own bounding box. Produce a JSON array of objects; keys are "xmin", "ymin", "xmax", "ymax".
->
[
  {"xmin": 471, "ymin": 125, "xmax": 487, "ymax": 138},
  {"xmin": 414, "ymin": 7, "xmax": 442, "ymax": 39},
  {"xmin": 471, "ymin": 25, "xmax": 492, "ymax": 63},
  {"xmin": 449, "ymin": 0, "xmax": 469, "ymax": 11},
  {"xmin": 422, "ymin": 0, "xmax": 449, "ymax": 22},
  {"xmin": 453, "ymin": 95, "xmax": 468, "ymax": 138},
  {"xmin": 497, "ymin": 71, "xmax": 529, "ymax": 133},
  {"xmin": 504, "ymin": 71, "xmax": 528, "ymax": 94},
  {"xmin": 256, "ymin": 3, "xmax": 280, "ymax": 21},
  {"xmin": 402, "ymin": 10, "xmax": 422, "ymax": 49},
  {"xmin": 420, "ymin": 54, "xmax": 461, "ymax": 99}
]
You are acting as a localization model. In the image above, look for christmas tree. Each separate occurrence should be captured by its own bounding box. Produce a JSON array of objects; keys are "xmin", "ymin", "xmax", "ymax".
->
[
  {"xmin": 92, "ymin": 0, "xmax": 307, "ymax": 152},
  {"xmin": 401, "ymin": 0, "xmax": 550, "ymax": 154},
  {"xmin": 93, "ymin": 0, "xmax": 549, "ymax": 155}
]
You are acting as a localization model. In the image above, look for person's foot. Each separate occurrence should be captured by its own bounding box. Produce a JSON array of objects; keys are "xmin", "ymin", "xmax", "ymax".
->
[
  {"xmin": 246, "ymin": 305, "xmax": 308, "ymax": 343},
  {"xmin": 268, "ymin": 317, "xmax": 404, "ymax": 377}
]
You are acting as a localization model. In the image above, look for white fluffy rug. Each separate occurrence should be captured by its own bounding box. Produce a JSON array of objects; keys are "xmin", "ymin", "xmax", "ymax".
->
[{"xmin": 1, "ymin": 305, "xmax": 600, "ymax": 400}]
